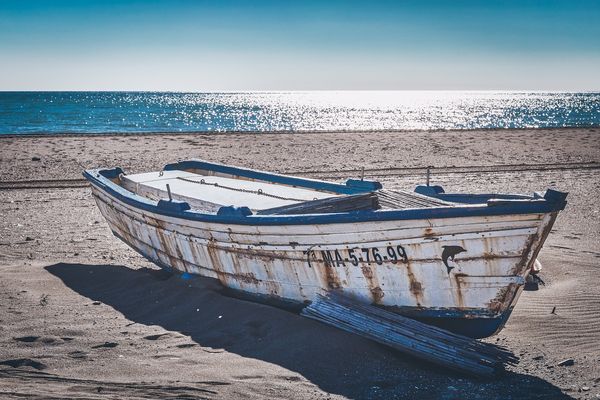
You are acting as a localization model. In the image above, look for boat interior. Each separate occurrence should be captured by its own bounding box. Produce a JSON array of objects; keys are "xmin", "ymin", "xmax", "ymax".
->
[{"xmin": 117, "ymin": 164, "xmax": 454, "ymax": 216}]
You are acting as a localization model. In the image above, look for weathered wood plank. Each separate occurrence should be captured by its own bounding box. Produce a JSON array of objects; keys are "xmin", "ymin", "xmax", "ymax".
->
[{"xmin": 301, "ymin": 293, "xmax": 518, "ymax": 377}]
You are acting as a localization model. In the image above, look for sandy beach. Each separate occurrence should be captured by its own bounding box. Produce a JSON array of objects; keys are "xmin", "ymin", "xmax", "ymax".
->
[{"xmin": 1, "ymin": 128, "xmax": 599, "ymax": 399}]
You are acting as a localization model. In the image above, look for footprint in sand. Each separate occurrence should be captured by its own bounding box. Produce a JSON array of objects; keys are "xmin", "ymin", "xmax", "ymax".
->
[
  {"xmin": 152, "ymin": 354, "xmax": 181, "ymax": 359},
  {"xmin": 92, "ymin": 342, "xmax": 119, "ymax": 349},
  {"xmin": 68, "ymin": 351, "xmax": 88, "ymax": 359},
  {"xmin": 233, "ymin": 374, "xmax": 265, "ymax": 380},
  {"xmin": 175, "ymin": 343, "xmax": 197, "ymax": 348},
  {"xmin": 0, "ymin": 358, "xmax": 47, "ymax": 370},
  {"xmin": 549, "ymin": 244, "xmax": 574, "ymax": 250},
  {"xmin": 143, "ymin": 333, "xmax": 173, "ymax": 341},
  {"xmin": 202, "ymin": 348, "xmax": 225, "ymax": 353},
  {"xmin": 14, "ymin": 335, "xmax": 64, "ymax": 345},
  {"xmin": 14, "ymin": 336, "xmax": 40, "ymax": 343},
  {"xmin": 278, "ymin": 375, "xmax": 303, "ymax": 382}
]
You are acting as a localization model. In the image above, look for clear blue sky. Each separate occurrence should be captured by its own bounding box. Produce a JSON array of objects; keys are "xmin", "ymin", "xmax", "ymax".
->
[{"xmin": 1, "ymin": 0, "xmax": 599, "ymax": 90}]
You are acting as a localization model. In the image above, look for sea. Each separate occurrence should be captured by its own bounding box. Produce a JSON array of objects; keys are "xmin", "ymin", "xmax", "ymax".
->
[{"xmin": 0, "ymin": 91, "xmax": 598, "ymax": 135}]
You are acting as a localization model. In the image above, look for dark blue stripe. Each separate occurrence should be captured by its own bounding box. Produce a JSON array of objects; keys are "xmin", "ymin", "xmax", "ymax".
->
[
  {"xmin": 83, "ymin": 166, "xmax": 567, "ymax": 226},
  {"xmin": 413, "ymin": 313, "xmax": 512, "ymax": 339}
]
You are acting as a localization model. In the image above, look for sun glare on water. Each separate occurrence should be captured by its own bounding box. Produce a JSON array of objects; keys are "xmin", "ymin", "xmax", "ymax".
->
[{"xmin": 0, "ymin": 91, "xmax": 598, "ymax": 134}]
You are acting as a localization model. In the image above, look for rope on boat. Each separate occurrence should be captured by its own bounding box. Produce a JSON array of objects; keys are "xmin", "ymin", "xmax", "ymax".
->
[{"xmin": 176, "ymin": 176, "xmax": 309, "ymax": 202}]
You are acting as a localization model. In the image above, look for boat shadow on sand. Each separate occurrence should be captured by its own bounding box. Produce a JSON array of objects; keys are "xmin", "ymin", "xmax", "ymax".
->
[{"xmin": 45, "ymin": 262, "xmax": 572, "ymax": 400}]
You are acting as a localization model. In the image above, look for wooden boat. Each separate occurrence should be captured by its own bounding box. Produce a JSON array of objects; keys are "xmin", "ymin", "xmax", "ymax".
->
[{"xmin": 83, "ymin": 160, "xmax": 567, "ymax": 338}]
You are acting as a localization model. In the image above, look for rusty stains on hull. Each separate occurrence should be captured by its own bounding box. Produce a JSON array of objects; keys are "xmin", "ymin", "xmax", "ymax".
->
[
  {"xmin": 454, "ymin": 274, "xmax": 465, "ymax": 310},
  {"xmin": 423, "ymin": 227, "xmax": 436, "ymax": 239},
  {"xmin": 320, "ymin": 257, "xmax": 341, "ymax": 290},
  {"xmin": 234, "ymin": 272, "xmax": 260, "ymax": 285},
  {"xmin": 260, "ymin": 261, "xmax": 282, "ymax": 296},
  {"xmin": 228, "ymin": 249, "xmax": 260, "ymax": 286},
  {"xmin": 153, "ymin": 224, "xmax": 181, "ymax": 270},
  {"xmin": 487, "ymin": 283, "xmax": 519, "ymax": 314},
  {"xmin": 405, "ymin": 261, "xmax": 424, "ymax": 306},
  {"xmin": 514, "ymin": 212, "xmax": 557, "ymax": 275},
  {"xmin": 206, "ymin": 240, "xmax": 228, "ymax": 285},
  {"xmin": 360, "ymin": 264, "xmax": 385, "ymax": 304}
]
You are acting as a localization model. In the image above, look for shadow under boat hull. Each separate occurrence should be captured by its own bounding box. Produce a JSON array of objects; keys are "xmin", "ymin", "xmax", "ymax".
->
[{"xmin": 86, "ymin": 172, "xmax": 563, "ymax": 338}]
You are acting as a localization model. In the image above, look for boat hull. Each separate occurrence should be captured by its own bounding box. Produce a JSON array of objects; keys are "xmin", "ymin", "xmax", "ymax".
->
[{"xmin": 89, "ymin": 183, "xmax": 558, "ymax": 338}]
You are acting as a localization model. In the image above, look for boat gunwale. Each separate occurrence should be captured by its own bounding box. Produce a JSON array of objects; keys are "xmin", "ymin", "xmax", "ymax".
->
[
  {"xmin": 83, "ymin": 160, "xmax": 567, "ymax": 226},
  {"xmin": 163, "ymin": 159, "xmax": 381, "ymax": 195}
]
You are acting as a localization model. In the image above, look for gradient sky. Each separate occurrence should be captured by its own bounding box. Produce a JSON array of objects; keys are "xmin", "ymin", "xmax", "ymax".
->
[{"xmin": 1, "ymin": 0, "xmax": 599, "ymax": 91}]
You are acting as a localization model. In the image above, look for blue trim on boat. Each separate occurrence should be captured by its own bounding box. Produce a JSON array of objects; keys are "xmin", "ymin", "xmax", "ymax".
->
[
  {"xmin": 345, "ymin": 178, "xmax": 383, "ymax": 192},
  {"xmin": 415, "ymin": 184, "xmax": 568, "ymax": 209},
  {"xmin": 157, "ymin": 199, "xmax": 191, "ymax": 212},
  {"xmin": 217, "ymin": 205, "xmax": 253, "ymax": 217},
  {"xmin": 415, "ymin": 312, "xmax": 513, "ymax": 339},
  {"xmin": 383, "ymin": 304, "xmax": 516, "ymax": 338},
  {"xmin": 82, "ymin": 162, "xmax": 568, "ymax": 226},
  {"xmin": 163, "ymin": 159, "xmax": 376, "ymax": 195},
  {"xmin": 99, "ymin": 167, "xmax": 124, "ymax": 179}
]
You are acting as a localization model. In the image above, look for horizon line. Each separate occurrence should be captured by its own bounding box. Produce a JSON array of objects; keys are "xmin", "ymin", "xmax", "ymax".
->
[{"xmin": 2, "ymin": 89, "xmax": 600, "ymax": 93}]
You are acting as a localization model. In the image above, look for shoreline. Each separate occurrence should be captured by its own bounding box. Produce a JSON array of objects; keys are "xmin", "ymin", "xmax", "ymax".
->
[{"xmin": 1, "ymin": 125, "xmax": 598, "ymax": 139}]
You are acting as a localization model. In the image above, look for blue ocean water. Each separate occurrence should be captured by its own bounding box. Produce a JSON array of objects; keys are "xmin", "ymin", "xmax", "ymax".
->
[{"xmin": 0, "ymin": 91, "xmax": 599, "ymax": 135}]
